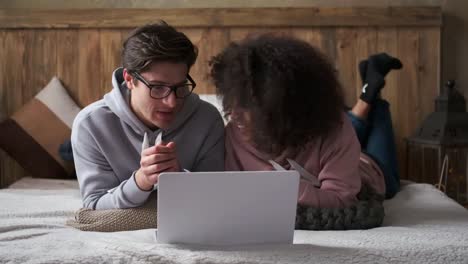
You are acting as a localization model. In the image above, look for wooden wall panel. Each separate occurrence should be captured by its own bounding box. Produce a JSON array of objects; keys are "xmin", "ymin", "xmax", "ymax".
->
[
  {"xmin": 412, "ymin": 28, "xmax": 440, "ymax": 183},
  {"xmin": 291, "ymin": 28, "xmax": 324, "ymax": 51},
  {"xmin": 77, "ymin": 30, "xmax": 102, "ymax": 106},
  {"xmin": 184, "ymin": 28, "xmax": 230, "ymax": 94},
  {"xmin": 57, "ymin": 29, "xmax": 80, "ymax": 106},
  {"xmin": 100, "ymin": 30, "xmax": 124, "ymax": 93},
  {"xmin": 336, "ymin": 28, "xmax": 358, "ymax": 107},
  {"xmin": 418, "ymin": 28, "xmax": 440, "ymax": 124},
  {"xmin": 0, "ymin": 31, "xmax": 10, "ymax": 187},
  {"xmin": 0, "ymin": 7, "xmax": 442, "ymax": 187},
  {"xmin": 3, "ymin": 31, "xmax": 26, "ymax": 113},
  {"xmin": 28, "ymin": 30, "xmax": 58, "ymax": 99},
  {"xmin": 320, "ymin": 29, "xmax": 338, "ymax": 68},
  {"xmin": 354, "ymin": 28, "xmax": 378, "ymax": 99},
  {"xmin": 0, "ymin": 7, "xmax": 442, "ymax": 28},
  {"xmin": 229, "ymin": 27, "xmax": 289, "ymax": 43},
  {"xmin": 1, "ymin": 30, "xmax": 29, "ymax": 186},
  {"xmin": 397, "ymin": 28, "xmax": 421, "ymax": 179},
  {"xmin": 0, "ymin": 32, "xmax": 4, "ymax": 187}
]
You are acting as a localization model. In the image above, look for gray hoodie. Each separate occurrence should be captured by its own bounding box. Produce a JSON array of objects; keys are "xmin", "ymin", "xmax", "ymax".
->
[{"xmin": 71, "ymin": 68, "xmax": 224, "ymax": 209}]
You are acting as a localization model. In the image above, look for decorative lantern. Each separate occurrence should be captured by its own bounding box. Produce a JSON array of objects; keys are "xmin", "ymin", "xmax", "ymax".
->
[{"xmin": 406, "ymin": 80, "xmax": 468, "ymax": 206}]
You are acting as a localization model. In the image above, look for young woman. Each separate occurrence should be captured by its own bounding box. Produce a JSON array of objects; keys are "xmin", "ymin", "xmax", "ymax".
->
[{"xmin": 210, "ymin": 34, "xmax": 402, "ymax": 209}]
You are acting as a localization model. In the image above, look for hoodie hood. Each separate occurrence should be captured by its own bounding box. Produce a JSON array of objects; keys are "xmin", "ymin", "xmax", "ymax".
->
[{"xmin": 104, "ymin": 67, "xmax": 201, "ymax": 136}]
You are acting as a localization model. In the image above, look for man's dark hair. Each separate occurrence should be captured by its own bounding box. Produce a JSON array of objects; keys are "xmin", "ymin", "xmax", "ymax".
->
[
  {"xmin": 210, "ymin": 34, "xmax": 344, "ymax": 155},
  {"xmin": 122, "ymin": 21, "xmax": 198, "ymax": 73}
]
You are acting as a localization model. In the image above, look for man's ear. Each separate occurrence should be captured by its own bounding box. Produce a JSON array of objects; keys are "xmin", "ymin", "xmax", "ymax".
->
[{"xmin": 123, "ymin": 69, "xmax": 135, "ymax": 90}]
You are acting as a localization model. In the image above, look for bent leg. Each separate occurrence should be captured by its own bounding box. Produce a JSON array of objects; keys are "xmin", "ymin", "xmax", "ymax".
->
[
  {"xmin": 346, "ymin": 111, "xmax": 369, "ymax": 148},
  {"xmin": 365, "ymin": 99, "xmax": 400, "ymax": 199}
]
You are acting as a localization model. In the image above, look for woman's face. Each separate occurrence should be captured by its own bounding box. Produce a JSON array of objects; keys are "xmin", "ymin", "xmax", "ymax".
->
[{"xmin": 230, "ymin": 107, "xmax": 252, "ymax": 141}]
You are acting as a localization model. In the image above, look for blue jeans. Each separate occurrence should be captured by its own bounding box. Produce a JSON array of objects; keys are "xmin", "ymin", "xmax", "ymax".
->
[{"xmin": 346, "ymin": 99, "xmax": 400, "ymax": 199}]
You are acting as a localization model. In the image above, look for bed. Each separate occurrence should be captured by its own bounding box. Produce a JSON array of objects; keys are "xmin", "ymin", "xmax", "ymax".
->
[{"xmin": 1, "ymin": 177, "xmax": 467, "ymax": 263}]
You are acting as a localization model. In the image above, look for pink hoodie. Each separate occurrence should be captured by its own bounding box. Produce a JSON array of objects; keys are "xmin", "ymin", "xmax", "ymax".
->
[{"xmin": 225, "ymin": 114, "xmax": 385, "ymax": 208}]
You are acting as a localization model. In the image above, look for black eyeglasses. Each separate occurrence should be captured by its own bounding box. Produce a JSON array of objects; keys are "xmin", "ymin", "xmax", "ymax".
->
[{"xmin": 132, "ymin": 72, "xmax": 196, "ymax": 99}]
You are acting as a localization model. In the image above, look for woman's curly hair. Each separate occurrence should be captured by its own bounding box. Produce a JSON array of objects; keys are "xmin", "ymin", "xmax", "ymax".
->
[{"xmin": 210, "ymin": 34, "xmax": 344, "ymax": 155}]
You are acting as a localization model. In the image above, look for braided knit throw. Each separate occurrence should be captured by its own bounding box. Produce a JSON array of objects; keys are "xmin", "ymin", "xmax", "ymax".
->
[
  {"xmin": 68, "ymin": 185, "xmax": 384, "ymax": 232},
  {"xmin": 66, "ymin": 192, "xmax": 158, "ymax": 232},
  {"xmin": 295, "ymin": 184, "xmax": 385, "ymax": 230}
]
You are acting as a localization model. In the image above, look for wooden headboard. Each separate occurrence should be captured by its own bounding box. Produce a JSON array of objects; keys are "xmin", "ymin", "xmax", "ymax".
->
[{"xmin": 0, "ymin": 7, "xmax": 442, "ymax": 187}]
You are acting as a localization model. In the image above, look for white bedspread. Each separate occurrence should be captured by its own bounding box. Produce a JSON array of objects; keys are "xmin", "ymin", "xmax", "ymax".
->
[{"xmin": 1, "ymin": 178, "xmax": 467, "ymax": 264}]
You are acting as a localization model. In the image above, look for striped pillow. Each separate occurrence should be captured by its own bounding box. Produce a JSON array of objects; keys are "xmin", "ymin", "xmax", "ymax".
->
[{"xmin": 0, "ymin": 77, "xmax": 81, "ymax": 178}]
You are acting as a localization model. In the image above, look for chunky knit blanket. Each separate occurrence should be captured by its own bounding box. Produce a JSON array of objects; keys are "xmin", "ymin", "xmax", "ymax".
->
[
  {"xmin": 67, "ymin": 185, "xmax": 383, "ymax": 232},
  {"xmin": 296, "ymin": 185, "xmax": 384, "ymax": 230}
]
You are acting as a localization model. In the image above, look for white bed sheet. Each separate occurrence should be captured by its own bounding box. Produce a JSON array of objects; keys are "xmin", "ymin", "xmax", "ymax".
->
[{"xmin": 1, "ymin": 177, "xmax": 467, "ymax": 264}]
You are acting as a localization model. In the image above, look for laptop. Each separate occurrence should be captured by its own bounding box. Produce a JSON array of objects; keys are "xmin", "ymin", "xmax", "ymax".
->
[{"xmin": 155, "ymin": 171, "xmax": 300, "ymax": 246}]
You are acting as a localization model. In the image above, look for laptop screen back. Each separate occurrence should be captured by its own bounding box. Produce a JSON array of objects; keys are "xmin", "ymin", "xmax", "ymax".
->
[{"xmin": 156, "ymin": 171, "xmax": 300, "ymax": 245}]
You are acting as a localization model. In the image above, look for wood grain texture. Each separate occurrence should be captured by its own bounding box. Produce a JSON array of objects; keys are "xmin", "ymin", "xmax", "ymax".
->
[
  {"xmin": 354, "ymin": 28, "xmax": 378, "ymax": 99},
  {"xmin": 0, "ymin": 8, "xmax": 442, "ymax": 187},
  {"xmin": 336, "ymin": 28, "xmax": 358, "ymax": 107},
  {"xmin": 77, "ymin": 29, "xmax": 103, "ymax": 106},
  {"xmin": 0, "ymin": 31, "xmax": 6, "ymax": 186},
  {"xmin": 397, "ymin": 28, "xmax": 421, "ymax": 180},
  {"xmin": 1, "ymin": 30, "xmax": 29, "ymax": 187},
  {"xmin": 184, "ymin": 27, "xmax": 230, "ymax": 94},
  {"xmin": 404, "ymin": 27, "xmax": 441, "ymax": 183},
  {"xmin": 0, "ymin": 31, "xmax": 7, "ymax": 115},
  {"xmin": 100, "ymin": 30, "xmax": 124, "ymax": 92},
  {"xmin": 291, "ymin": 28, "xmax": 324, "ymax": 51},
  {"xmin": 0, "ymin": 7, "xmax": 442, "ymax": 29},
  {"xmin": 57, "ymin": 29, "xmax": 80, "ymax": 106},
  {"xmin": 26, "ymin": 30, "xmax": 58, "ymax": 100}
]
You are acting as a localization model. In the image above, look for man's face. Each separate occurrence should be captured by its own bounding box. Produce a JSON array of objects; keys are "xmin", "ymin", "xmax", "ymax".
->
[{"xmin": 124, "ymin": 62, "xmax": 189, "ymax": 130}]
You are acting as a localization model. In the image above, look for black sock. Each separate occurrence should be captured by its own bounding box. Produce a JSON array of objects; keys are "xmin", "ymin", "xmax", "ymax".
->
[
  {"xmin": 359, "ymin": 75, "xmax": 385, "ymax": 104},
  {"xmin": 358, "ymin": 53, "xmax": 402, "ymax": 104}
]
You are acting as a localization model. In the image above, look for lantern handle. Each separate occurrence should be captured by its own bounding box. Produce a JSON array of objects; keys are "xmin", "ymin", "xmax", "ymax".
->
[{"xmin": 436, "ymin": 154, "xmax": 449, "ymax": 193}]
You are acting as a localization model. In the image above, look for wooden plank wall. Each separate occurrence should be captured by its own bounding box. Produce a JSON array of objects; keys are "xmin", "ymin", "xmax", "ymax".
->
[{"xmin": 0, "ymin": 7, "xmax": 441, "ymax": 187}]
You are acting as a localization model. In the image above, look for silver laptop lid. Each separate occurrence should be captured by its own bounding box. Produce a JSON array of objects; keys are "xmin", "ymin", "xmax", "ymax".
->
[{"xmin": 156, "ymin": 171, "xmax": 300, "ymax": 246}]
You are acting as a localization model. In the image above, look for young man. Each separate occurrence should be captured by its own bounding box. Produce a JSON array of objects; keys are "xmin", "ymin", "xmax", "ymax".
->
[{"xmin": 72, "ymin": 22, "xmax": 224, "ymax": 210}]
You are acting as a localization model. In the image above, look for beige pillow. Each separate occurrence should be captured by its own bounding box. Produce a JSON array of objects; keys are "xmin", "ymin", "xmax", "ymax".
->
[{"xmin": 0, "ymin": 77, "xmax": 81, "ymax": 178}]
